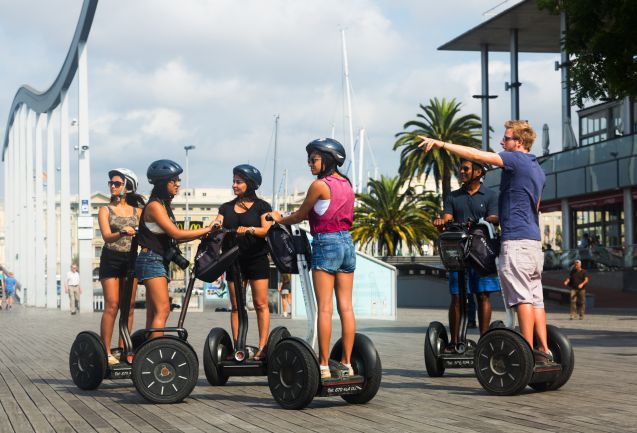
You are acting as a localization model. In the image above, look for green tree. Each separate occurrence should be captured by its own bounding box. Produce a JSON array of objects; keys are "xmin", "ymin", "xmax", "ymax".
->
[
  {"xmin": 393, "ymin": 97, "xmax": 482, "ymax": 203},
  {"xmin": 538, "ymin": 0, "xmax": 637, "ymax": 105},
  {"xmin": 351, "ymin": 175, "xmax": 440, "ymax": 256}
]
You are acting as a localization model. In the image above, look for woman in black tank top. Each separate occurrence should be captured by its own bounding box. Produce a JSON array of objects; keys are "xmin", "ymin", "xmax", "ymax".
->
[{"xmin": 138, "ymin": 160, "xmax": 214, "ymax": 338}]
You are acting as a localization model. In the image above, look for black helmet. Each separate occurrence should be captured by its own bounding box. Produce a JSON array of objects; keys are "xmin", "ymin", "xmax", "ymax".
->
[
  {"xmin": 147, "ymin": 159, "xmax": 183, "ymax": 184},
  {"xmin": 306, "ymin": 138, "xmax": 346, "ymax": 167},
  {"xmin": 233, "ymin": 164, "xmax": 262, "ymax": 189}
]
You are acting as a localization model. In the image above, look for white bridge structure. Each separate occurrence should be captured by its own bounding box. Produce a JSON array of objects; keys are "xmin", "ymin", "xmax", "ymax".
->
[{"xmin": 2, "ymin": 0, "xmax": 98, "ymax": 312}]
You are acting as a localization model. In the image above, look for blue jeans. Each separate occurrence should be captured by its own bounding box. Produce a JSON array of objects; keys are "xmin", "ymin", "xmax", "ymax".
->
[
  {"xmin": 311, "ymin": 230, "xmax": 356, "ymax": 274},
  {"xmin": 135, "ymin": 250, "xmax": 170, "ymax": 283}
]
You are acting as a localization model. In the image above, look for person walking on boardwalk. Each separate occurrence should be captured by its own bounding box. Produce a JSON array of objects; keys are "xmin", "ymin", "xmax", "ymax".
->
[
  {"xmin": 563, "ymin": 259, "xmax": 588, "ymax": 320},
  {"xmin": 278, "ymin": 272, "xmax": 292, "ymax": 318},
  {"xmin": 3, "ymin": 271, "xmax": 17, "ymax": 310},
  {"xmin": 433, "ymin": 158, "xmax": 500, "ymax": 351},
  {"xmin": 420, "ymin": 120, "xmax": 553, "ymax": 363},
  {"xmin": 212, "ymin": 164, "xmax": 273, "ymax": 361},
  {"xmin": 270, "ymin": 138, "xmax": 357, "ymax": 379},
  {"xmin": 98, "ymin": 168, "xmax": 145, "ymax": 365},
  {"xmin": 65, "ymin": 263, "xmax": 81, "ymax": 314}
]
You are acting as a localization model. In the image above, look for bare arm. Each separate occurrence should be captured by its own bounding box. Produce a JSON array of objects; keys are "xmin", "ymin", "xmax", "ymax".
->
[
  {"xmin": 98, "ymin": 206, "xmax": 134, "ymax": 243},
  {"xmin": 146, "ymin": 201, "xmax": 211, "ymax": 241},
  {"xmin": 272, "ymin": 180, "xmax": 329, "ymax": 225},
  {"xmin": 418, "ymin": 136, "xmax": 504, "ymax": 168},
  {"xmin": 237, "ymin": 212, "xmax": 274, "ymax": 237},
  {"xmin": 580, "ymin": 277, "xmax": 589, "ymax": 288}
]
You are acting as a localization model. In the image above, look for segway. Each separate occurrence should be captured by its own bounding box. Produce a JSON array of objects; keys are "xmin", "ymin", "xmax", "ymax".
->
[
  {"xmin": 264, "ymin": 217, "xmax": 382, "ymax": 410},
  {"xmin": 69, "ymin": 237, "xmax": 199, "ymax": 404},
  {"xmin": 201, "ymin": 227, "xmax": 305, "ymax": 386},
  {"xmin": 424, "ymin": 221, "xmax": 480, "ymax": 376}
]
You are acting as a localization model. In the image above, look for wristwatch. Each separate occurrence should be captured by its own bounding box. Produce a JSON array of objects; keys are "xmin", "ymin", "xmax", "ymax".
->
[
  {"xmin": 119, "ymin": 229, "xmax": 127, "ymax": 236},
  {"xmin": 249, "ymin": 227, "xmax": 256, "ymax": 235}
]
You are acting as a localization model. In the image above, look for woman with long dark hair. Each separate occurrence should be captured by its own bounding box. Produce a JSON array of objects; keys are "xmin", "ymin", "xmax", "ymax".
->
[
  {"xmin": 98, "ymin": 168, "xmax": 145, "ymax": 365},
  {"xmin": 136, "ymin": 159, "xmax": 213, "ymax": 338},
  {"xmin": 270, "ymin": 138, "xmax": 356, "ymax": 379},
  {"xmin": 212, "ymin": 164, "xmax": 273, "ymax": 360}
]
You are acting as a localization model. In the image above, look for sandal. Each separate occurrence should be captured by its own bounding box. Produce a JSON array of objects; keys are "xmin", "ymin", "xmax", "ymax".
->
[
  {"xmin": 107, "ymin": 354, "xmax": 120, "ymax": 366},
  {"xmin": 253, "ymin": 347, "xmax": 266, "ymax": 361},
  {"xmin": 533, "ymin": 349, "xmax": 554, "ymax": 364},
  {"xmin": 343, "ymin": 363, "xmax": 354, "ymax": 376},
  {"xmin": 320, "ymin": 365, "xmax": 331, "ymax": 380}
]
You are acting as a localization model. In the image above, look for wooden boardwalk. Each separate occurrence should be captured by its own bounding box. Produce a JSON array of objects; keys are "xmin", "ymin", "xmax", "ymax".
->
[{"xmin": 0, "ymin": 299, "xmax": 636, "ymax": 432}]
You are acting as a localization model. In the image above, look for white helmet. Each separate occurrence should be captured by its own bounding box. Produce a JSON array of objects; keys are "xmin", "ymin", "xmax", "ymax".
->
[{"xmin": 108, "ymin": 168, "xmax": 139, "ymax": 193}]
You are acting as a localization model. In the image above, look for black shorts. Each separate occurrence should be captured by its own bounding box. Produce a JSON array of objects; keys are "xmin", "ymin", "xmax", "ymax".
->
[
  {"xmin": 226, "ymin": 254, "xmax": 270, "ymax": 282},
  {"xmin": 99, "ymin": 247, "xmax": 132, "ymax": 280}
]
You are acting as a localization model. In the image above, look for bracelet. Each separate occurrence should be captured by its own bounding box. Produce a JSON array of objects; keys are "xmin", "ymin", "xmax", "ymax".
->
[{"xmin": 442, "ymin": 142, "xmax": 446, "ymax": 150}]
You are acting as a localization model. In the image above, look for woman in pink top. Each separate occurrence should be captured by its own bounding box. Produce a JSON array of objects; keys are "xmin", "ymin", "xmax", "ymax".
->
[{"xmin": 270, "ymin": 138, "xmax": 356, "ymax": 380}]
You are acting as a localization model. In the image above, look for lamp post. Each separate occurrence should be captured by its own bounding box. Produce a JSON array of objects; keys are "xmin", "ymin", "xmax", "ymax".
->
[{"xmin": 184, "ymin": 145, "xmax": 195, "ymax": 285}]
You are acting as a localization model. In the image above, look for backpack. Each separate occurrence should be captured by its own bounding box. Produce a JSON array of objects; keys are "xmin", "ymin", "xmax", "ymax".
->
[
  {"xmin": 464, "ymin": 221, "xmax": 500, "ymax": 276},
  {"xmin": 194, "ymin": 231, "xmax": 239, "ymax": 283},
  {"xmin": 265, "ymin": 223, "xmax": 312, "ymax": 274}
]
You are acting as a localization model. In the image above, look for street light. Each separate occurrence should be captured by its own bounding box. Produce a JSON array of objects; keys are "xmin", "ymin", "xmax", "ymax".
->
[{"xmin": 184, "ymin": 145, "xmax": 195, "ymax": 285}]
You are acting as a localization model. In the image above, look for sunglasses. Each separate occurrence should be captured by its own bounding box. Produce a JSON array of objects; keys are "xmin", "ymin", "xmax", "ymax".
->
[
  {"xmin": 168, "ymin": 177, "xmax": 181, "ymax": 184},
  {"xmin": 502, "ymin": 135, "xmax": 516, "ymax": 142},
  {"xmin": 307, "ymin": 157, "xmax": 322, "ymax": 164},
  {"xmin": 108, "ymin": 181, "xmax": 124, "ymax": 188},
  {"xmin": 460, "ymin": 166, "xmax": 472, "ymax": 172}
]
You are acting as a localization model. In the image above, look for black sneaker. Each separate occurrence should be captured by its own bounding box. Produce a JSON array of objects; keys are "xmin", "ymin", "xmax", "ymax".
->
[
  {"xmin": 467, "ymin": 321, "xmax": 477, "ymax": 329},
  {"xmin": 442, "ymin": 344, "xmax": 457, "ymax": 354}
]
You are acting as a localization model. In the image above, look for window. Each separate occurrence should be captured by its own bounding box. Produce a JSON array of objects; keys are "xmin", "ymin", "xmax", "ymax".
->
[
  {"xmin": 95, "ymin": 246, "xmax": 102, "ymax": 258},
  {"xmin": 95, "ymin": 228, "xmax": 101, "ymax": 237},
  {"xmin": 202, "ymin": 192, "xmax": 207, "ymax": 197}
]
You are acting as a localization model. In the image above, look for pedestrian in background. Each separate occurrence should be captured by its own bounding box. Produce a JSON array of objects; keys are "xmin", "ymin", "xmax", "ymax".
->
[
  {"xmin": 3, "ymin": 272, "xmax": 16, "ymax": 310},
  {"xmin": 564, "ymin": 259, "xmax": 588, "ymax": 320},
  {"xmin": 278, "ymin": 272, "xmax": 292, "ymax": 318},
  {"xmin": 65, "ymin": 263, "xmax": 81, "ymax": 315}
]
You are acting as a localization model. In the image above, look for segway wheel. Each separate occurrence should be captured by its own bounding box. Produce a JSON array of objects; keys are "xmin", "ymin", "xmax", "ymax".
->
[
  {"xmin": 529, "ymin": 324, "xmax": 575, "ymax": 392},
  {"xmin": 474, "ymin": 329, "xmax": 534, "ymax": 396},
  {"xmin": 268, "ymin": 339, "xmax": 319, "ymax": 410},
  {"xmin": 488, "ymin": 320, "xmax": 506, "ymax": 330},
  {"xmin": 424, "ymin": 321, "xmax": 447, "ymax": 377},
  {"xmin": 330, "ymin": 333, "xmax": 382, "ymax": 404},
  {"xmin": 131, "ymin": 329, "xmax": 149, "ymax": 351},
  {"xmin": 203, "ymin": 328, "xmax": 232, "ymax": 386},
  {"xmin": 132, "ymin": 337, "xmax": 198, "ymax": 404},
  {"xmin": 69, "ymin": 331, "xmax": 107, "ymax": 390},
  {"xmin": 266, "ymin": 326, "xmax": 291, "ymax": 360}
]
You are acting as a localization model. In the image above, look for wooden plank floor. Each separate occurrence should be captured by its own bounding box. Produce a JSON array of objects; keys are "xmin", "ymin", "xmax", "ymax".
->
[{"xmin": 0, "ymin": 295, "xmax": 636, "ymax": 432}]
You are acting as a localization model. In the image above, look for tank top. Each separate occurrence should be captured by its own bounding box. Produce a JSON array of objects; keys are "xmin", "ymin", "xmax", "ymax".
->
[
  {"xmin": 308, "ymin": 175, "xmax": 354, "ymax": 235},
  {"xmin": 104, "ymin": 206, "xmax": 138, "ymax": 252},
  {"xmin": 137, "ymin": 198, "xmax": 173, "ymax": 255}
]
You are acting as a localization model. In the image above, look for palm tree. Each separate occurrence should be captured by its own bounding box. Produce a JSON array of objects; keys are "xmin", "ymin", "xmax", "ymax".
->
[
  {"xmin": 351, "ymin": 175, "xmax": 440, "ymax": 256},
  {"xmin": 394, "ymin": 97, "xmax": 482, "ymax": 203}
]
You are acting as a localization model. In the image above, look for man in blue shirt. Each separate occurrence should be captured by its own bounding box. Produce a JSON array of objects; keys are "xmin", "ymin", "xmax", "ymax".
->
[
  {"xmin": 434, "ymin": 159, "xmax": 500, "ymax": 350},
  {"xmin": 419, "ymin": 120, "xmax": 551, "ymax": 362},
  {"xmin": 3, "ymin": 271, "xmax": 17, "ymax": 310}
]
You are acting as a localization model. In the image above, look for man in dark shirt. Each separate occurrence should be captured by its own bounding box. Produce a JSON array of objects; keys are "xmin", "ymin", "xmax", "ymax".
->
[
  {"xmin": 434, "ymin": 159, "xmax": 500, "ymax": 351},
  {"xmin": 563, "ymin": 259, "xmax": 588, "ymax": 320}
]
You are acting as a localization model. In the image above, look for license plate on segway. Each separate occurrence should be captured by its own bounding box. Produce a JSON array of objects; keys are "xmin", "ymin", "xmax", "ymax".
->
[{"xmin": 319, "ymin": 375, "xmax": 365, "ymax": 397}]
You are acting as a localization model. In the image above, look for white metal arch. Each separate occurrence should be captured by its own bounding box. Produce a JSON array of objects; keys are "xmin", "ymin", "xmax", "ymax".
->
[{"xmin": 2, "ymin": 0, "xmax": 98, "ymax": 312}]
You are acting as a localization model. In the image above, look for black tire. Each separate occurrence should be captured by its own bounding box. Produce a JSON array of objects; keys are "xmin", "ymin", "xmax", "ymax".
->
[
  {"xmin": 132, "ymin": 337, "xmax": 198, "ymax": 404},
  {"xmin": 266, "ymin": 326, "xmax": 291, "ymax": 360},
  {"xmin": 424, "ymin": 321, "xmax": 447, "ymax": 377},
  {"xmin": 268, "ymin": 339, "xmax": 319, "ymax": 410},
  {"xmin": 488, "ymin": 320, "xmax": 506, "ymax": 330},
  {"xmin": 330, "ymin": 334, "xmax": 382, "ymax": 405},
  {"xmin": 131, "ymin": 329, "xmax": 148, "ymax": 351},
  {"xmin": 203, "ymin": 328, "xmax": 232, "ymax": 386},
  {"xmin": 69, "ymin": 331, "xmax": 106, "ymax": 390},
  {"xmin": 529, "ymin": 325, "xmax": 575, "ymax": 392},
  {"xmin": 474, "ymin": 329, "xmax": 534, "ymax": 396}
]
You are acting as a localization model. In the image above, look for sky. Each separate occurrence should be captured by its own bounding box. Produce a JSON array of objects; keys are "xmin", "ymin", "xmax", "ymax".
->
[{"xmin": 0, "ymin": 0, "xmax": 566, "ymax": 199}]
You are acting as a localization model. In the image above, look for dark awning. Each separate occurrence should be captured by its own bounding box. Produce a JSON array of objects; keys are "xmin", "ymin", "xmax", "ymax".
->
[{"xmin": 438, "ymin": 0, "xmax": 560, "ymax": 53}]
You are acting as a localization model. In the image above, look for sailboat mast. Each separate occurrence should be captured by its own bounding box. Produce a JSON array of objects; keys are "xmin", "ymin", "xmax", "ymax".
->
[
  {"xmin": 358, "ymin": 128, "xmax": 365, "ymax": 193},
  {"xmin": 272, "ymin": 114, "xmax": 279, "ymax": 210},
  {"xmin": 341, "ymin": 29, "xmax": 357, "ymax": 192}
]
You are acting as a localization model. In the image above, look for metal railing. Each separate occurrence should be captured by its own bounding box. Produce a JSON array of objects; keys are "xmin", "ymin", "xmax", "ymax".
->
[{"xmin": 544, "ymin": 244, "xmax": 637, "ymax": 271}]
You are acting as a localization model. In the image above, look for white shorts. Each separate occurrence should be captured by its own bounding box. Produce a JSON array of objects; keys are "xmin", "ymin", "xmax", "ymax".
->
[{"xmin": 498, "ymin": 239, "xmax": 544, "ymax": 308}]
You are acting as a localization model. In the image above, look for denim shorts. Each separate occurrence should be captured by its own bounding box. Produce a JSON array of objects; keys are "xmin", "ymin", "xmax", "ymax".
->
[
  {"xmin": 449, "ymin": 268, "xmax": 500, "ymax": 295},
  {"xmin": 135, "ymin": 250, "xmax": 170, "ymax": 283},
  {"xmin": 311, "ymin": 230, "xmax": 356, "ymax": 274}
]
